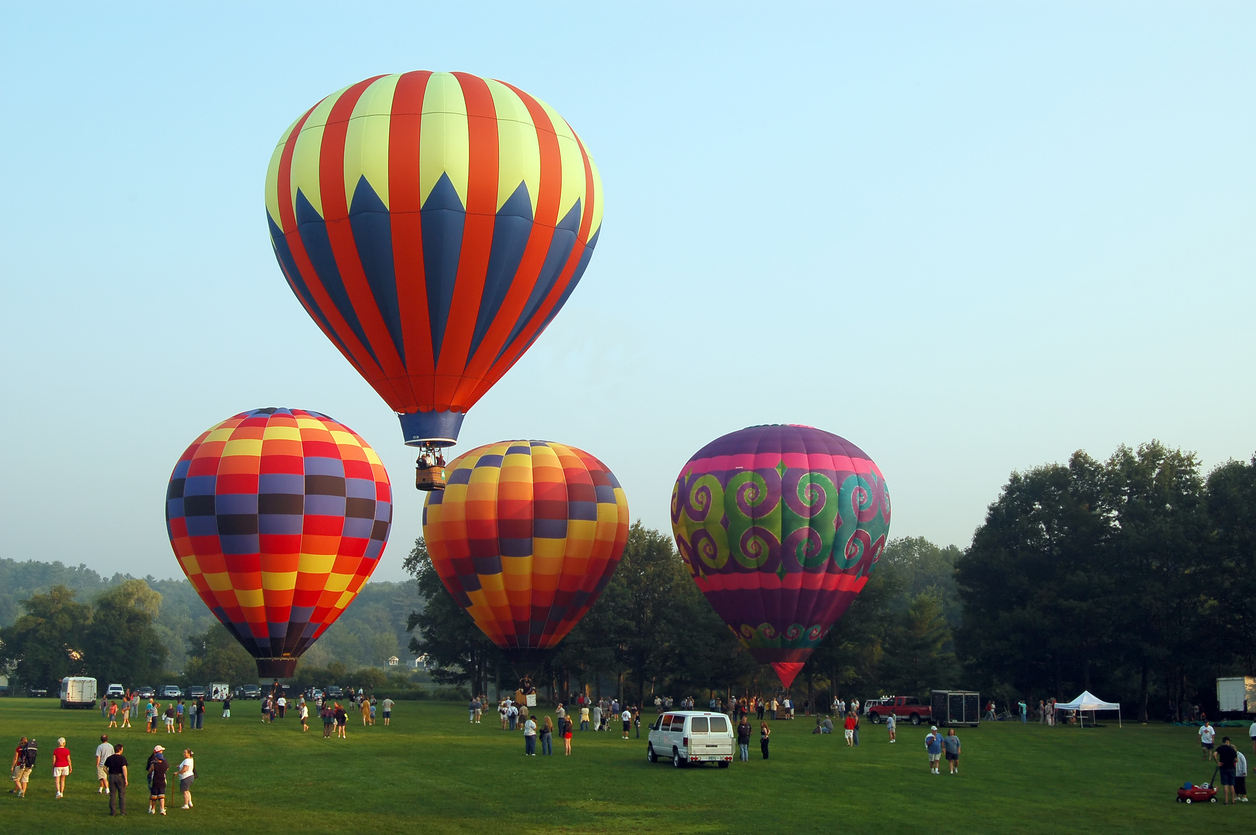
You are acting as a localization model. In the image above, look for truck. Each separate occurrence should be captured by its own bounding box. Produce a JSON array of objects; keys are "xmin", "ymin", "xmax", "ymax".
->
[
  {"xmin": 1216, "ymin": 677, "xmax": 1256, "ymax": 716},
  {"xmin": 931, "ymin": 690, "xmax": 982, "ymax": 727},
  {"xmin": 865, "ymin": 695, "xmax": 932, "ymax": 726},
  {"xmin": 60, "ymin": 677, "xmax": 97, "ymax": 709}
]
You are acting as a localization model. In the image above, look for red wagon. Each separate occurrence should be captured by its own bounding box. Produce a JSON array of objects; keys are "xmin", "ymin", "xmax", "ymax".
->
[{"xmin": 1177, "ymin": 770, "xmax": 1218, "ymax": 804}]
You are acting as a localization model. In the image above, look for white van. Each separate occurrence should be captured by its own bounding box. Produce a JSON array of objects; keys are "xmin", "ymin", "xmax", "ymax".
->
[
  {"xmin": 646, "ymin": 710, "xmax": 734, "ymax": 768},
  {"xmin": 60, "ymin": 677, "xmax": 97, "ymax": 709}
]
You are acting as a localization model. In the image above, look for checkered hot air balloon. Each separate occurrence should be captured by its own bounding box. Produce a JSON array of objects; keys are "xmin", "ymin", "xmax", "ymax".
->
[
  {"xmin": 264, "ymin": 72, "xmax": 603, "ymax": 463},
  {"xmin": 165, "ymin": 408, "xmax": 392, "ymax": 678},
  {"xmin": 422, "ymin": 441, "xmax": 629, "ymax": 663},
  {"xmin": 670, "ymin": 425, "xmax": 891, "ymax": 689}
]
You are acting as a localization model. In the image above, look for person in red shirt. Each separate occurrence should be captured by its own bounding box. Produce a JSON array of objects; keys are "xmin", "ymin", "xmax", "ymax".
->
[
  {"xmin": 52, "ymin": 737, "xmax": 72, "ymax": 798},
  {"xmin": 843, "ymin": 713, "xmax": 857, "ymax": 747}
]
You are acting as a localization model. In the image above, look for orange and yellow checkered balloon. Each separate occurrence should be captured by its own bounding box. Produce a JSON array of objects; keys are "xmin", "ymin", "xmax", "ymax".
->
[
  {"xmin": 165, "ymin": 408, "xmax": 392, "ymax": 678},
  {"xmin": 422, "ymin": 440, "xmax": 628, "ymax": 655}
]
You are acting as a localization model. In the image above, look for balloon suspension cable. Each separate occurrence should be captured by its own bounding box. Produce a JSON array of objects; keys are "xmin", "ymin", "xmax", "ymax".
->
[{"xmin": 415, "ymin": 443, "xmax": 447, "ymax": 492}]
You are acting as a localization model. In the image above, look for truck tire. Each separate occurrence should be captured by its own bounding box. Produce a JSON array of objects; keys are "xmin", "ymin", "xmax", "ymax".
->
[
  {"xmin": 869, "ymin": 712, "xmax": 881, "ymax": 724},
  {"xmin": 910, "ymin": 714, "xmax": 922, "ymax": 725},
  {"xmin": 647, "ymin": 743, "xmax": 658, "ymax": 763},
  {"xmin": 673, "ymin": 747, "xmax": 686, "ymax": 768}
]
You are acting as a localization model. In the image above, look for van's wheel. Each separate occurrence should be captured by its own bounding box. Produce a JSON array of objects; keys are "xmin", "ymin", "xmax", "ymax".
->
[
  {"xmin": 869, "ymin": 713, "xmax": 881, "ymax": 724},
  {"xmin": 673, "ymin": 748, "xmax": 685, "ymax": 768},
  {"xmin": 718, "ymin": 761, "xmax": 730, "ymax": 768},
  {"xmin": 647, "ymin": 743, "xmax": 657, "ymax": 763},
  {"xmin": 910, "ymin": 714, "xmax": 922, "ymax": 726}
]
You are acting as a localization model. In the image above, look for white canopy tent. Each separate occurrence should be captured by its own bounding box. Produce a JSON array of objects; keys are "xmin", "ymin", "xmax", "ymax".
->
[{"xmin": 1053, "ymin": 690, "xmax": 1121, "ymax": 727}]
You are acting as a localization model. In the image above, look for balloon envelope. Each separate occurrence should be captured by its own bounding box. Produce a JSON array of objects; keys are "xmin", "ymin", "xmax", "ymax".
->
[
  {"xmin": 265, "ymin": 72, "xmax": 604, "ymax": 447},
  {"xmin": 422, "ymin": 440, "xmax": 629, "ymax": 658},
  {"xmin": 670, "ymin": 425, "xmax": 891, "ymax": 688},
  {"xmin": 165, "ymin": 408, "xmax": 393, "ymax": 677}
]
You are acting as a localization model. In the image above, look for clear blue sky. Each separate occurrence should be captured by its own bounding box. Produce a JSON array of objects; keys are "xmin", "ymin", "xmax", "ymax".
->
[{"xmin": 1, "ymin": 2, "xmax": 1252, "ymax": 582}]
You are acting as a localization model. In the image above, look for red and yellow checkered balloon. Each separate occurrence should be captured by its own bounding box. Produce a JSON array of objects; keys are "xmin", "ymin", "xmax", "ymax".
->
[
  {"xmin": 165, "ymin": 408, "xmax": 392, "ymax": 677},
  {"xmin": 422, "ymin": 440, "xmax": 629, "ymax": 654}
]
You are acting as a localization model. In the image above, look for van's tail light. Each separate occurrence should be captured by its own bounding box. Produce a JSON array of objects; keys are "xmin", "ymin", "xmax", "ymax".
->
[{"xmin": 683, "ymin": 737, "xmax": 688, "ymax": 747}]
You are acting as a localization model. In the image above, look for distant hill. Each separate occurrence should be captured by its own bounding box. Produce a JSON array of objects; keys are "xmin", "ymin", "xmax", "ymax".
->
[{"xmin": 0, "ymin": 558, "xmax": 422, "ymax": 672}]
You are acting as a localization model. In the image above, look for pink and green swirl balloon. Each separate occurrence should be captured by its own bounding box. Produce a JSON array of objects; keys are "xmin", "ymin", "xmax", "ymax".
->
[{"xmin": 670, "ymin": 424, "xmax": 891, "ymax": 688}]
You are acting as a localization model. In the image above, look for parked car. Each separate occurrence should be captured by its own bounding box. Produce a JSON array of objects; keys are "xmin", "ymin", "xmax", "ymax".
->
[
  {"xmin": 236, "ymin": 684, "xmax": 261, "ymax": 700},
  {"xmin": 105, "ymin": 683, "xmax": 126, "ymax": 699},
  {"xmin": 309, "ymin": 688, "xmax": 324, "ymax": 702},
  {"xmin": 646, "ymin": 711, "xmax": 734, "ymax": 768},
  {"xmin": 160, "ymin": 685, "xmax": 183, "ymax": 699},
  {"xmin": 865, "ymin": 695, "xmax": 932, "ymax": 726},
  {"xmin": 187, "ymin": 685, "xmax": 206, "ymax": 699},
  {"xmin": 29, "ymin": 686, "xmax": 49, "ymax": 698},
  {"xmin": 137, "ymin": 686, "xmax": 156, "ymax": 699},
  {"xmin": 325, "ymin": 686, "xmax": 344, "ymax": 700}
]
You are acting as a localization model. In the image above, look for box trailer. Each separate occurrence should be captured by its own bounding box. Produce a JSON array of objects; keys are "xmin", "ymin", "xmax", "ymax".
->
[
  {"xmin": 931, "ymin": 690, "xmax": 981, "ymax": 726},
  {"xmin": 1216, "ymin": 677, "xmax": 1256, "ymax": 715},
  {"xmin": 60, "ymin": 677, "xmax": 97, "ymax": 709},
  {"xmin": 209, "ymin": 682, "xmax": 231, "ymax": 701}
]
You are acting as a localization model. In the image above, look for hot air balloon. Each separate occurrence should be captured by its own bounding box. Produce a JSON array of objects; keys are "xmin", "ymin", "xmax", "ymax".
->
[
  {"xmin": 264, "ymin": 72, "xmax": 604, "ymax": 490},
  {"xmin": 670, "ymin": 425, "xmax": 891, "ymax": 689},
  {"xmin": 422, "ymin": 440, "xmax": 629, "ymax": 666},
  {"xmin": 165, "ymin": 408, "xmax": 392, "ymax": 678}
]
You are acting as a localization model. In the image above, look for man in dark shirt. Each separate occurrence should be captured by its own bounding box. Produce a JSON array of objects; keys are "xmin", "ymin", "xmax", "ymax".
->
[
  {"xmin": 104, "ymin": 744, "xmax": 128, "ymax": 816},
  {"xmin": 1216, "ymin": 736, "xmax": 1240, "ymax": 805}
]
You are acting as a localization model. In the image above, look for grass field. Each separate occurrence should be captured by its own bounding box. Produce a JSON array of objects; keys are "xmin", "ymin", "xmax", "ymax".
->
[{"xmin": 1, "ymin": 697, "xmax": 1251, "ymax": 833}]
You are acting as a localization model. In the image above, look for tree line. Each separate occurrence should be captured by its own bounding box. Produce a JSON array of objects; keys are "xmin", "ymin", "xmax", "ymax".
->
[{"xmin": 408, "ymin": 440, "xmax": 1256, "ymax": 720}]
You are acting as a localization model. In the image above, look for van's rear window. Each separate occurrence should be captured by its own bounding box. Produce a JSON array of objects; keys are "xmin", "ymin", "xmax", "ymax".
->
[
  {"xmin": 709, "ymin": 716, "xmax": 729, "ymax": 733},
  {"xmin": 690, "ymin": 717, "xmax": 709, "ymax": 733}
]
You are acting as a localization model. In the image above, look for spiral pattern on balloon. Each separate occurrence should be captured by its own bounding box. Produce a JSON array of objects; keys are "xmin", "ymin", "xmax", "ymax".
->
[
  {"xmin": 784, "ymin": 526, "xmax": 824, "ymax": 570},
  {"xmin": 784, "ymin": 623, "xmax": 803, "ymax": 641},
  {"xmin": 737, "ymin": 526, "xmax": 777, "ymax": 570},
  {"xmin": 691, "ymin": 528, "xmax": 726, "ymax": 571},
  {"xmin": 807, "ymin": 625, "xmax": 824, "ymax": 642}
]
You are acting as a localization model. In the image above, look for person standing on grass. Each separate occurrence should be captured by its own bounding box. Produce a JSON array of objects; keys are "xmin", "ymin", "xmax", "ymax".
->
[
  {"xmin": 886, "ymin": 712, "xmax": 897, "ymax": 743},
  {"xmin": 622, "ymin": 707, "xmax": 633, "ymax": 739},
  {"xmin": 843, "ymin": 712, "xmax": 856, "ymax": 746},
  {"xmin": 523, "ymin": 716, "xmax": 537, "ymax": 756},
  {"xmin": 104, "ymin": 743, "xmax": 128, "ymax": 816},
  {"xmin": 299, "ymin": 700, "xmax": 309, "ymax": 732},
  {"xmin": 1236, "ymin": 750, "xmax": 1249, "ymax": 802},
  {"xmin": 540, "ymin": 717, "xmax": 553, "ymax": 756},
  {"xmin": 195, "ymin": 698, "xmax": 205, "ymax": 730},
  {"xmin": 760, "ymin": 722, "xmax": 771, "ymax": 759},
  {"xmin": 944, "ymin": 729, "xmax": 962, "ymax": 774},
  {"xmin": 381, "ymin": 697, "xmax": 395, "ymax": 726},
  {"xmin": 147, "ymin": 745, "xmax": 168, "ymax": 815},
  {"xmin": 562, "ymin": 714, "xmax": 574, "ymax": 756},
  {"xmin": 321, "ymin": 703, "xmax": 333, "ymax": 738},
  {"xmin": 335, "ymin": 703, "xmax": 348, "ymax": 738},
  {"xmin": 737, "ymin": 717, "xmax": 751, "ymax": 761},
  {"xmin": 580, "ymin": 704, "xmax": 590, "ymax": 731},
  {"xmin": 853, "ymin": 710, "xmax": 861, "ymax": 747},
  {"xmin": 52, "ymin": 737, "xmax": 71, "ymax": 798},
  {"xmin": 11, "ymin": 737, "xmax": 35, "ymax": 797},
  {"xmin": 176, "ymin": 748, "xmax": 194, "ymax": 810},
  {"xmin": 1216, "ymin": 736, "xmax": 1239, "ymax": 805},
  {"xmin": 164, "ymin": 704, "xmax": 176, "ymax": 734},
  {"xmin": 176, "ymin": 700, "xmax": 185, "ymax": 732},
  {"xmin": 120, "ymin": 697, "xmax": 132, "ymax": 729},
  {"xmin": 1201, "ymin": 720, "xmax": 1217, "ymax": 760},
  {"xmin": 222, "ymin": 695, "xmax": 231, "ymax": 720},
  {"xmin": 108, "ymin": 701, "xmax": 118, "ymax": 728},
  {"xmin": 926, "ymin": 727, "xmax": 943, "ymax": 774},
  {"xmin": 1038, "ymin": 700, "xmax": 1047, "ymax": 724},
  {"xmin": 95, "ymin": 735, "xmax": 114, "ymax": 796}
]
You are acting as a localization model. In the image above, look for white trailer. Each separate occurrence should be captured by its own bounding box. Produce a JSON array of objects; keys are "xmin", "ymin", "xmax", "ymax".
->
[
  {"xmin": 209, "ymin": 682, "xmax": 231, "ymax": 701},
  {"xmin": 60, "ymin": 677, "xmax": 97, "ymax": 709},
  {"xmin": 1217, "ymin": 677, "xmax": 1256, "ymax": 715}
]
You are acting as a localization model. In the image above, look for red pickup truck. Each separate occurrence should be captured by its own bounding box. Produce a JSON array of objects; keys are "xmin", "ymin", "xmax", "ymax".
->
[{"xmin": 865, "ymin": 696, "xmax": 932, "ymax": 726}]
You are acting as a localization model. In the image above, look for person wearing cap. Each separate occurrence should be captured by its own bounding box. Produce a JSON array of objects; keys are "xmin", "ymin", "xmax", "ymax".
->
[
  {"xmin": 52, "ymin": 737, "xmax": 72, "ymax": 798},
  {"xmin": 925, "ymin": 726, "xmax": 943, "ymax": 774},
  {"xmin": 95, "ymin": 735, "xmax": 114, "ymax": 795},
  {"xmin": 147, "ymin": 745, "xmax": 168, "ymax": 815},
  {"xmin": 944, "ymin": 729, "xmax": 962, "ymax": 774}
]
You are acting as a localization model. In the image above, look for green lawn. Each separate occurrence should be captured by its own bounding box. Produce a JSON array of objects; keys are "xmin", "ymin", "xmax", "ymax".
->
[{"xmin": 0, "ymin": 697, "xmax": 1250, "ymax": 833}]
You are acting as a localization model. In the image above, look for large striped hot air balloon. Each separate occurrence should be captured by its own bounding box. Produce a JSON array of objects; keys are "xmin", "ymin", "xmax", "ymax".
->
[
  {"xmin": 422, "ymin": 440, "xmax": 629, "ymax": 664},
  {"xmin": 165, "ymin": 408, "xmax": 392, "ymax": 678},
  {"xmin": 670, "ymin": 425, "xmax": 891, "ymax": 689},
  {"xmin": 264, "ymin": 72, "xmax": 603, "ymax": 486}
]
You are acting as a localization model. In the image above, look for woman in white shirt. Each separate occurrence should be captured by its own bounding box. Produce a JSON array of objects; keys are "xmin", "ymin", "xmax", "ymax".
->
[{"xmin": 177, "ymin": 749, "xmax": 194, "ymax": 810}]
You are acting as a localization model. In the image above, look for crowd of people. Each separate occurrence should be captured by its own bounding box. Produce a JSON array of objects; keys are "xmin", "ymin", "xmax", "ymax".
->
[{"xmin": 9, "ymin": 733, "xmax": 195, "ymax": 816}]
